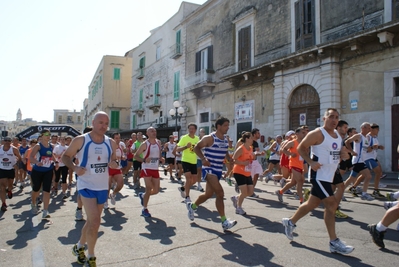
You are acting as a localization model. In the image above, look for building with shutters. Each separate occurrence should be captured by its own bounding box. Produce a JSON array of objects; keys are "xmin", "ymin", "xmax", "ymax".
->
[
  {"xmin": 179, "ymin": 0, "xmax": 399, "ymax": 172},
  {"xmin": 84, "ymin": 55, "xmax": 132, "ymax": 131}
]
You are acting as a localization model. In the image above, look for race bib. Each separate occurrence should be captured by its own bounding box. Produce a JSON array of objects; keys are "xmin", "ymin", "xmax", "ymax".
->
[
  {"xmin": 1, "ymin": 159, "xmax": 12, "ymax": 168},
  {"xmin": 147, "ymin": 157, "xmax": 159, "ymax": 168},
  {"xmin": 40, "ymin": 156, "xmax": 53, "ymax": 168},
  {"xmin": 244, "ymin": 164, "xmax": 252, "ymax": 172},
  {"xmin": 329, "ymin": 151, "xmax": 340, "ymax": 164},
  {"xmin": 89, "ymin": 163, "xmax": 108, "ymax": 174}
]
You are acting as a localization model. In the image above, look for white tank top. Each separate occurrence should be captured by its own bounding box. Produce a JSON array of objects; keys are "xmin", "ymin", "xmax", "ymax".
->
[
  {"xmin": 142, "ymin": 140, "xmax": 161, "ymax": 170},
  {"xmin": 76, "ymin": 133, "xmax": 112, "ymax": 191},
  {"xmin": 166, "ymin": 142, "xmax": 176, "ymax": 158},
  {"xmin": 0, "ymin": 146, "xmax": 17, "ymax": 170},
  {"xmin": 269, "ymin": 142, "xmax": 281, "ymax": 161},
  {"xmin": 352, "ymin": 134, "xmax": 368, "ymax": 164},
  {"xmin": 310, "ymin": 127, "xmax": 341, "ymax": 182},
  {"xmin": 363, "ymin": 134, "xmax": 378, "ymax": 161}
]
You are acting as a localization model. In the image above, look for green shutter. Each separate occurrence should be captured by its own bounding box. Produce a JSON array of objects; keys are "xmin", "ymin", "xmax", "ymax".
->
[
  {"xmin": 139, "ymin": 89, "xmax": 143, "ymax": 109},
  {"xmin": 173, "ymin": 71, "xmax": 180, "ymax": 100},
  {"xmin": 154, "ymin": 81, "xmax": 159, "ymax": 105},
  {"xmin": 176, "ymin": 30, "xmax": 181, "ymax": 54},
  {"xmin": 139, "ymin": 57, "xmax": 145, "ymax": 68},
  {"xmin": 110, "ymin": 110, "xmax": 120, "ymax": 129},
  {"xmin": 113, "ymin": 68, "xmax": 120, "ymax": 80},
  {"xmin": 132, "ymin": 115, "xmax": 136, "ymax": 129}
]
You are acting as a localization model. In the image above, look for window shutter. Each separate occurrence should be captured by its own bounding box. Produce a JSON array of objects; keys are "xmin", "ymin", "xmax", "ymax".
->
[
  {"xmin": 139, "ymin": 89, "xmax": 143, "ymax": 109},
  {"xmin": 195, "ymin": 51, "xmax": 201, "ymax": 72},
  {"xmin": 394, "ymin": 0, "xmax": 399, "ymax": 19},
  {"xmin": 238, "ymin": 28, "xmax": 243, "ymax": 68},
  {"xmin": 239, "ymin": 26, "xmax": 251, "ymax": 70},
  {"xmin": 176, "ymin": 30, "xmax": 181, "ymax": 54},
  {"xmin": 295, "ymin": 1, "xmax": 301, "ymax": 50},
  {"xmin": 207, "ymin": 45, "xmax": 213, "ymax": 70},
  {"xmin": 154, "ymin": 81, "xmax": 159, "ymax": 104}
]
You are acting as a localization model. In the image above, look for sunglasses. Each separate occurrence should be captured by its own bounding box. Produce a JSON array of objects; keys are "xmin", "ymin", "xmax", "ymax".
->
[{"xmin": 42, "ymin": 133, "xmax": 51, "ymax": 137}]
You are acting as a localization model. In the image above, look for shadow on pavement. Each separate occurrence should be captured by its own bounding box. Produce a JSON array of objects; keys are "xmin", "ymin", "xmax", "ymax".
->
[
  {"xmin": 139, "ymin": 217, "xmax": 176, "ymax": 245},
  {"xmin": 102, "ymin": 208, "xmax": 128, "ymax": 231},
  {"xmin": 190, "ymin": 223, "xmax": 283, "ymax": 267}
]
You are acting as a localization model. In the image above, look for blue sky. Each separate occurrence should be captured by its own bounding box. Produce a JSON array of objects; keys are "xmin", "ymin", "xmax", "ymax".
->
[{"xmin": 0, "ymin": 0, "xmax": 206, "ymax": 122}]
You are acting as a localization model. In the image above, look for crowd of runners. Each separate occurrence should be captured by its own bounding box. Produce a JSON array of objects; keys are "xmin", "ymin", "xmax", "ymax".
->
[{"xmin": 0, "ymin": 109, "xmax": 398, "ymax": 266}]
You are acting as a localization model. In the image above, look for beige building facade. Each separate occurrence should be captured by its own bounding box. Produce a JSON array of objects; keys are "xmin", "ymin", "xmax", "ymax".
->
[
  {"xmin": 85, "ymin": 55, "xmax": 132, "ymax": 131},
  {"xmin": 53, "ymin": 109, "xmax": 83, "ymax": 133}
]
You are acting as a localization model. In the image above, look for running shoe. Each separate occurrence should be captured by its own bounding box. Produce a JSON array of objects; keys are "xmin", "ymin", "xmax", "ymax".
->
[
  {"xmin": 284, "ymin": 189, "xmax": 293, "ymax": 195},
  {"xmin": 42, "ymin": 210, "xmax": 50, "ymax": 219},
  {"xmin": 372, "ymin": 190, "xmax": 384, "ymax": 198},
  {"xmin": 335, "ymin": 209, "xmax": 348, "ymax": 219},
  {"xmin": 62, "ymin": 193, "xmax": 68, "ymax": 201},
  {"xmin": 110, "ymin": 193, "xmax": 116, "ymax": 205},
  {"xmin": 86, "ymin": 257, "xmax": 97, "ymax": 267},
  {"xmin": 7, "ymin": 190, "xmax": 12, "ymax": 199},
  {"xmin": 250, "ymin": 193, "xmax": 259, "ymax": 198},
  {"xmin": 235, "ymin": 207, "xmax": 246, "ymax": 215},
  {"xmin": 379, "ymin": 183, "xmax": 387, "ymax": 188},
  {"xmin": 1, "ymin": 203, "xmax": 7, "ymax": 212},
  {"xmin": 356, "ymin": 186, "xmax": 363, "ymax": 194},
  {"xmin": 138, "ymin": 192, "xmax": 144, "ymax": 207},
  {"xmin": 386, "ymin": 192, "xmax": 395, "ymax": 201},
  {"xmin": 341, "ymin": 195, "xmax": 347, "ymax": 202},
  {"xmin": 72, "ymin": 244, "xmax": 87, "ymax": 264},
  {"xmin": 383, "ymin": 201, "xmax": 394, "ymax": 210},
  {"xmin": 177, "ymin": 178, "xmax": 183, "ymax": 184},
  {"xmin": 103, "ymin": 201, "xmax": 109, "ymax": 210},
  {"xmin": 380, "ymin": 174, "xmax": 387, "ymax": 179},
  {"xmin": 170, "ymin": 176, "xmax": 175, "ymax": 182},
  {"xmin": 350, "ymin": 187, "xmax": 359, "ymax": 197},
  {"xmin": 197, "ymin": 184, "xmax": 204, "ymax": 192},
  {"xmin": 186, "ymin": 202, "xmax": 195, "ymax": 221},
  {"xmin": 235, "ymin": 182, "xmax": 240, "ymax": 193},
  {"xmin": 222, "ymin": 219, "xmax": 237, "ymax": 231},
  {"xmin": 184, "ymin": 197, "xmax": 192, "ymax": 204},
  {"xmin": 178, "ymin": 186, "xmax": 185, "ymax": 198},
  {"xmin": 231, "ymin": 196, "xmax": 238, "ymax": 209},
  {"xmin": 275, "ymin": 190, "xmax": 283, "ymax": 202},
  {"xmin": 282, "ymin": 218, "xmax": 295, "ymax": 240},
  {"xmin": 367, "ymin": 224, "xmax": 385, "ymax": 248},
  {"xmin": 304, "ymin": 188, "xmax": 310, "ymax": 202},
  {"xmin": 141, "ymin": 208, "xmax": 151, "ymax": 217},
  {"xmin": 361, "ymin": 193, "xmax": 374, "ymax": 201},
  {"xmin": 265, "ymin": 173, "xmax": 273, "ymax": 183},
  {"xmin": 329, "ymin": 238, "xmax": 354, "ymax": 254},
  {"xmin": 75, "ymin": 209, "xmax": 84, "ymax": 221},
  {"xmin": 31, "ymin": 204, "xmax": 39, "ymax": 215},
  {"xmin": 280, "ymin": 178, "xmax": 286, "ymax": 188}
]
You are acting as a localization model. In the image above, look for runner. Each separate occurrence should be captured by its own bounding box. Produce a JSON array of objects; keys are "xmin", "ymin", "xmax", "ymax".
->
[
  {"xmin": 132, "ymin": 132, "xmax": 144, "ymax": 189},
  {"xmin": 0, "ymin": 136, "xmax": 22, "ymax": 211},
  {"xmin": 172, "ymin": 141, "xmax": 184, "ymax": 184},
  {"xmin": 276, "ymin": 127, "xmax": 307, "ymax": 204},
  {"xmin": 263, "ymin": 135, "xmax": 282, "ymax": 182},
  {"xmin": 106, "ymin": 132, "xmax": 124, "ymax": 209},
  {"xmin": 63, "ymin": 111, "xmax": 118, "ymax": 266},
  {"xmin": 29, "ymin": 129, "xmax": 59, "ymax": 218},
  {"xmin": 163, "ymin": 135, "xmax": 176, "ymax": 181},
  {"xmin": 124, "ymin": 133, "xmax": 136, "ymax": 180},
  {"xmin": 135, "ymin": 127, "xmax": 164, "ymax": 217},
  {"xmin": 195, "ymin": 128, "xmax": 206, "ymax": 192},
  {"xmin": 17, "ymin": 137, "xmax": 29, "ymax": 189},
  {"xmin": 176, "ymin": 123, "xmax": 200, "ymax": 203},
  {"xmin": 281, "ymin": 108, "xmax": 354, "ymax": 255},
  {"xmin": 65, "ymin": 136, "xmax": 75, "ymax": 188},
  {"xmin": 187, "ymin": 117, "xmax": 237, "ymax": 231},
  {"xmin": 53, "ymin": 136, "xmax": 69, "ymax": 200},
  {"xmin": 230, "ymin": 132, "xmax": 254, "ymax": 215}
]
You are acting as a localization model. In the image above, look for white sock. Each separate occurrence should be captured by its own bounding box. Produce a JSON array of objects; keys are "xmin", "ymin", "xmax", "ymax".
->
[
  {"xmin": 376, "ymin": 222, "xmax": 388, "ymax": 232},
  {"xmin": 393, "ymin": 191, "xmax": 399, "ymax": 200},
  {"xmin": 88, "ymin": 254, "xmax": 95, "ymax": 259},
  {"xmin": 77, "ymin": 241, "xmax": 84, "ymax": 249}
]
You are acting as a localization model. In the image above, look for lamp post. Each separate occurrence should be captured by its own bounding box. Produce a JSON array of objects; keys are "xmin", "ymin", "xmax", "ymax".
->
[{"xmin": 169, "ymin": 100, "xmax": 185, "ymax": 139}]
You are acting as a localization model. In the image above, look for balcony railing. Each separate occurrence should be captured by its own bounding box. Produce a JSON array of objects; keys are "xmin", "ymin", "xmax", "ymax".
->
[
  {"xmin": 136, "ymin": 68, "xmax": 145, "ymax": 79},
  {"xmin": 185, "ymin": 69, "xmax": 215, "ymax": 88},
  {"xmin": 170, "ymin": 43, "xmax": 183, "ymax": 59}
]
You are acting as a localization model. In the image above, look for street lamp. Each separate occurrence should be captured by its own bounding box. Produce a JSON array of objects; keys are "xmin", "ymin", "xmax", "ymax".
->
[{"xmin": 169, "ymin": 101, "xmax": 185, "ymax": 139}]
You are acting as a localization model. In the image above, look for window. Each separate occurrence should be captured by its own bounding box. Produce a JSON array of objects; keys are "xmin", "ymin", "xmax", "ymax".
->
[
  {"xmin": 77, "ymin": 116, "xmax": 81, "ymax": 123},
  {"xmin": 58, "ymin": 115, "xmax": 62, "ymax": 124},
  {"xmin": 173, "ymin": 71, "xmax": 180, "ymax": 100},
  {"xmin": 132, "ymin": 115, "xmax": 136, "ymax": 129},
  {"xmin": 99, "ymin": 75, "xmax": 102, "ymax": 88},
  {"xmin": 110, "ymin": 111, "xmax": 120, "ymax": 129},
  {"xmin": 139, "ymin": 89, "xmax": 143, "ymax": 109},
  {"xmin": 156, "ymin": 45, "xmax": 161, "ymax": 61},
  {"xmin": 394, "ymin": 77, "xmax": 399, "ymax": 97},
  {"xmin": 200, "ymin": 112, "xmax": 209, "ymax": 123},
  {"xmin": 138, "ymin": 57, "xmax": 145, "ymax": 77},
  {"xmin": 195, "ymin": 46, "xmax": 213, "ymax": 72},
  {"xmin": 295, "ymin": 0, "xmax": 315, "ymax": 50},
  {"xmin": 67, "ymin": 115, "xmax": 73, "ymax": 124},
  {"xmin": 238, "ymin": 26, "xmax": 251, "ymax": 70},
  {"xmin": 394, "ymin": 0, "xmax": 399, "ymax": 20},
  {"xmin": 113, "ymin": 68, "xmax": 121, "ymax": 80},
  {"xmin": 154, "ymin": 81, "xmax": 160, "ymax": 105},
  {"xmin": 176, "ymin": 30, "xmax": 181, "ymax": 54}
]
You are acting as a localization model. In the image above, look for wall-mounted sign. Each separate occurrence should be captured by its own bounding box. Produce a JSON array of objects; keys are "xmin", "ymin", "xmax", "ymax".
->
[
  {"xmin": 299, "ymin": 113, "xmax": 306, "ymax": 125},
  {"xmin": 235, "ymin": 102, "xmax": 253, "ymax": 121},
  {"xmin": 351, "ymin": 100, "xmax": 358, "ymax": 110}
]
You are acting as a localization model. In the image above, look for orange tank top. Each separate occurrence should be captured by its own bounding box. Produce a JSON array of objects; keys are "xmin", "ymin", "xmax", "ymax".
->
[
  {"xmin": 26, "ymin": 148, "xmax": 32, "ymax": 171},
  {"xmin": 289, "ymin": 139, "xmax": 303, "ymax": 169},
  {"xmin": 233, "ymin": 144, "xmax": 253, "ymax": 176}
]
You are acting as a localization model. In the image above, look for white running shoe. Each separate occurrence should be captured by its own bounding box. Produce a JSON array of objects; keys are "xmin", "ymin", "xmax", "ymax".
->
[
  {"xmin": 360, "ymin": 193, "xmax": 374, "ymax": 201},
  {"xmin": 75, "ymin": 209, "xmax": 84, "ymax": 221},
  {"xmin": 178, "ymin": 186, "xmax": 186, "ymax": 198},
  {"xmin": 329, "ymin": 238, "xmax": 354, "ymax": 255},
  {"xmin": 104, "ymin": 201, "xmax": 109, "ymax": 210},
  {"xmin": 222, "ymin": 219, "xmax": 237, "ymax": 231},
  {"xmin": 235, "ymin": 207, "xmax": 246, "ymax": 215},
  {"xmin": 282, "ymin": 218, "xmax": 295, "ymax": 240},
  {"xmin": 197, "ymin": 184, "xmax": 204, "ymax": 192},
  {"xmin": 186, "ymin": 202, "xmax": 195, "ymax": 221},
  {"xmin": 110, "ymin": 193, "xmax": 116, "ymax": 205},
  {"xmin": 184, "ymin": 197, "xmax": 192, "ymax": 204},
  {"xmin": 42, "ymin": 210, "xmax": 50, "ymax": 219},
  {"xmin": 231, "ymin": 196, "xmax": 238, "ymax": 209}
]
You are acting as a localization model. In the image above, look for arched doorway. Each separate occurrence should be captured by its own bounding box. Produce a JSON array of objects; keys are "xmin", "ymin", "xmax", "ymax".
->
[{"xmin": 289, "ymin": 85, "xmax": 320, "ymax": 130}]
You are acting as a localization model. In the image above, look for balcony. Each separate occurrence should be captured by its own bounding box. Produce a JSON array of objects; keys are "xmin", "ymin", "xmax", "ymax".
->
[
  {"xmin": 136, "ymin": 68, "xmax": 145, "ymax": 79},
  {"xmin": 132, "ymin": 108, "xmax": 144, "ymax": 117},
  {"xmin": 170, "ymin": 43, "xmax": 183, "ymax": 59},
  {"xmin": 185, "ymin": 69, "xmax": 216, "ymax": 98},
  {"xmin": 148, "ymin": 103, "xmax": 161, "ymax": 113}
]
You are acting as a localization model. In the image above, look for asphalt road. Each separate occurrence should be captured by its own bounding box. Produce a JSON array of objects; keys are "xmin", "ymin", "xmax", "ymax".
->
[{"xmin": 1, "ymin": 172, "xmax": 398, "ymax": 267}]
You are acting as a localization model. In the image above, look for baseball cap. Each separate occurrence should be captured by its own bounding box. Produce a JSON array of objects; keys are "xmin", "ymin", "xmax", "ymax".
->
[
  {"xmin": 285, "ymin": 130, "xmax": 295, "ymax": 137},
  {"xmin": 276, "ymin": 135, "xmax": 282, "ymax": 139},
  {"xmin": 3, "ymin": 136, "xmax": 11, "ymax": 141}
]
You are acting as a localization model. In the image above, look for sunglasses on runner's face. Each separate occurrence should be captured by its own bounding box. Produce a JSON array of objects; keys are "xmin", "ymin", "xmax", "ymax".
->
[{"xmin": 42, "ymin": 133, "xmax": 51, "ymax": 136}]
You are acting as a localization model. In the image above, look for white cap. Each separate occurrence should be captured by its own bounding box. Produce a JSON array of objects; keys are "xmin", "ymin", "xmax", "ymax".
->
[
  {"xmin": 142, "ymin": 135, "xmax": 147, "ymax": 139},
  {"xmin": 285, "ymin": 130, "xmax": 295, "ymax": 137}
]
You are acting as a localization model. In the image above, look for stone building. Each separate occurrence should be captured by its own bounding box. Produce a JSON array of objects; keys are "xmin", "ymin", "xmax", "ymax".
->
[
  {"xmin": 179, "ymin": 0, "xmax": 399, "ymax": 172},
  {"xmin": 53, "ymin": 109, "xmax": 83, "ymax": 133}
]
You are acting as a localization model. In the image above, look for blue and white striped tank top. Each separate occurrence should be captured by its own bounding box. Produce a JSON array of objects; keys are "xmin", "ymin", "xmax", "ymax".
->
[{"xmin": 203, "ymin": 133, "xmax": 229, "ymax": 173}]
